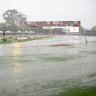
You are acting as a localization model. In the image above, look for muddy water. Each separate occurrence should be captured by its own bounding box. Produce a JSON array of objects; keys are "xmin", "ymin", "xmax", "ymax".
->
[{"xmin": 0, "ymin": 36, "xmax": 96, "ymax": 96}]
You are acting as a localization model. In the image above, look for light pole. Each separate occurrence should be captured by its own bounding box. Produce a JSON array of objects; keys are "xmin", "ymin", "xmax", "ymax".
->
[{"xmin": 83, "ymin": 28, "xmax": 88, "ymax": 44}]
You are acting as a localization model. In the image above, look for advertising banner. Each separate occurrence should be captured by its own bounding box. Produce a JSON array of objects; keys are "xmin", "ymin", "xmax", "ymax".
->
[{"xmin": 24, "ymin": 21, "xmax": 80, "ymax": 27}]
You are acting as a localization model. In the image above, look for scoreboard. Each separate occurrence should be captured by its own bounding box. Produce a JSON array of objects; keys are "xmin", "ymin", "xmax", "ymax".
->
[{"xmin": 24, "ymin": 21, "xmax": 81, "ymax": 27}]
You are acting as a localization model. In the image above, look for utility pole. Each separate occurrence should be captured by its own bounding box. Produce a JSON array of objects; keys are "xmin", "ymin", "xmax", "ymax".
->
[{"xmin": 83, "ymin": 28, "xmax": 88, "ymax": 44}]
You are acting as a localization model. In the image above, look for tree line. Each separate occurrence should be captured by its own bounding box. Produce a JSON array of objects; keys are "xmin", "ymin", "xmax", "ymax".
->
[
  {"xmin": 0, "ymin": 9, "xmax": 96, "ymax": 32},
  {"xmin": 0, "ymin": 9, "xmax": 40, "ymax": 32},
  {"xmin": 91, "ymin": 26, "xmax": 96, "ymax": 31}
]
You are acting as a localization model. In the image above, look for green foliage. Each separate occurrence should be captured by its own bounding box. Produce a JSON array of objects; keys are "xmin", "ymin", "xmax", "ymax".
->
[
  {"xmin": 0, "ymin": 22, "xmax": 26, "ymax": 32},
  {"xmin": 1, "ymin": 38, "xmax": 7, "ymax": 42},
  {"xmin": 91, "ymin": 26, "xmax": 96, "ymax": 31},
  {"xmin": 2, "ymin": 9, "xmax": 27, "ymax": 26},
  {"xmin": 0, "ymin": 23, "xmax": 7, "ymax": 30},
  {"xmin": 7, "ymin": 23, "xmax": 23, "ymax": 32},
  {"xmin": 0, "ymin": 9, "xmax": 27, "ymax": 32}
]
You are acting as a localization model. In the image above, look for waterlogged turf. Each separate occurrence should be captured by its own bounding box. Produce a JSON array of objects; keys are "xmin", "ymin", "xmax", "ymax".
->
[
  {"xmin": 0, "ymin": 36, "xmax": 96, "ymax": 96},
  {"xmin": 50, "ymin": 87, "xmax": 96, "ymax": 96},
  {"xmin": 40, "ymin": 55, "xmax": 75, "ymax": 61}
]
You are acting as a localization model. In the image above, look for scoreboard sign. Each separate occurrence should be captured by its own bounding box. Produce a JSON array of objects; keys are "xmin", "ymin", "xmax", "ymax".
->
[
  {"xmin": 70, "ymin": 27, "xmax": 79, "ymax": 32},
  {"xmin": 24, "ymin": 21, "xmax": 80, "ymax": 27}
]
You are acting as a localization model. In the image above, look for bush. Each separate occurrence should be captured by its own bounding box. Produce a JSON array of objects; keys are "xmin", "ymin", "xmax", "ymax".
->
[{"xmin": 2, "ymin": 38, "xmax": 7, "ymax": 41}]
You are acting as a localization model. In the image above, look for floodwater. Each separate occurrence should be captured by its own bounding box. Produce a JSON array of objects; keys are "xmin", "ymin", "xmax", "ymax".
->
[{"xmin": 0, "ymin": 36, "xmax": 96, "ymax": 96}]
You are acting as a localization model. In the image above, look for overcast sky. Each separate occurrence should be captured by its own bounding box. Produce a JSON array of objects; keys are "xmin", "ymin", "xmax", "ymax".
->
[{"xmin": 0, "ymin": 0, "xmax": 96, "ymax": 29}]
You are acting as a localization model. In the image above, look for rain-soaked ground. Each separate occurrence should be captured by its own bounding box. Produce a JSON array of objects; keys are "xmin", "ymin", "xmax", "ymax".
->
[{"xmin": 0, "ymin": 35, "xmax": 96, "ymax": 96}]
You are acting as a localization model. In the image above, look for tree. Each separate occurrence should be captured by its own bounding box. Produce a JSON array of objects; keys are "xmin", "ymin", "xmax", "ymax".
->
[
  {"xmin": 91, "ymin": 26, "xmax": 96, "ymax": 31},
  {"xmin": 2, "ymin": 9, "xmax": 27, "ymax": 26},
  {"xmin": 0, "ymin": 23, "xmax": 7, "ymax": 31}
]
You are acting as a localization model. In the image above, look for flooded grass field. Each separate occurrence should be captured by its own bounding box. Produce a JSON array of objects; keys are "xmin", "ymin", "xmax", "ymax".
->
[{"xmin": 0, "ymin": 36, "xmax": 96, "ymax": 96}]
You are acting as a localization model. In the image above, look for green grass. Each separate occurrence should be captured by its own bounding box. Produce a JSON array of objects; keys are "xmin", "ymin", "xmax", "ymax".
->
[
  {"xmin": 40, "ymin": 56, "xmax": 75, "ymax": 62},
  {"xmin": 0, "ymin": 37, "xmax": 15, "ymax": 44},
  {"xmin": 88, "ymin": 73, "xmax": 96, "ymax": 78},
  {"xmin": 0, "ymin": 36, "xmax": 51, "ymax": 44},
  {"xmin": 80, "ymin": 50, "xmax": 96, "ymax": 54},
  {"xmin": 51, "ymin": 87, "xmax": 96, "ymax": 96}
]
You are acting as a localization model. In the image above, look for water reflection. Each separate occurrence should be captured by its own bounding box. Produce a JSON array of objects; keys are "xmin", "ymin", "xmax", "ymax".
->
[
  {"xmin": 12, "ymin": 43, "xmax": 22, "ymax": 74},
  {"xmin": 13, "ymin": 62, "xmax": 21, "ymax": 73}
]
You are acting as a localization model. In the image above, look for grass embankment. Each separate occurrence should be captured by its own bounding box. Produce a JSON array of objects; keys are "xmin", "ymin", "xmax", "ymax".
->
[
  {"xmin": 0, "ymin": 36, "xmax": 50, "ymax": 44},
  {"xmin": 0, "ymin": 37, "xmax": 15, "ymax": 44},
  {"xmin": 51, "ymin": 87, "xmax": 96, "ymax": 96}
]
